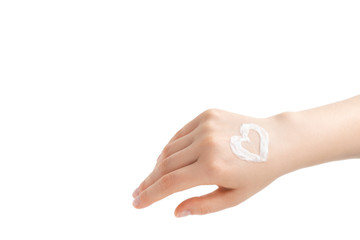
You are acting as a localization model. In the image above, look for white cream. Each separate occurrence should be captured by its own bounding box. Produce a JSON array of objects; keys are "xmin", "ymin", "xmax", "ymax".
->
[{"xmin": 230, "ymin": 123, "xmax": 269, "ymax": 162}]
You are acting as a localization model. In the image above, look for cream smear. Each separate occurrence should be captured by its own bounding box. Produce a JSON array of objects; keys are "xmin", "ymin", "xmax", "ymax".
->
[{"xmin": 230, "ymin": 123, "xmax": 269, "ymax": 162}]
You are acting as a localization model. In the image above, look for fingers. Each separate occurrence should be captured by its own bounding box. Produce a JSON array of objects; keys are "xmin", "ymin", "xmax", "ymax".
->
[
  {"xmin": 133, "ymin": 115, "xmax": 200, "ymax": 199},
  {"xmin": 157, "ymin": 129, "xmax": 195, "ymax": 163},
  {"xmin": 174, "ymin": 187, "xmax": 247, "ymax": 217},
  {"xmin": 133, "ymin": 163, "xmax": 203, "ymax": 209},
  {"xmin": 167, "ymin": 113, "xmax": 201, "ymax": 144},
  {"xmin": 132, "ymin": 109, "xmax": 224, "ymax": 211},
  {"xmin": 136, "ymin": 142, "xmax": 199, "ymax": 196}
]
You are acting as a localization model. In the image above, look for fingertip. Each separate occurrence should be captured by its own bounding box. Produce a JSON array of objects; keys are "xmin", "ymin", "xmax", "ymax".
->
[
  {"xmin": 175, "ymin": 188, "xmax": 238, "ymax": 216},
  {"xmin": 175, "ymin": 209, "xmax": 191, "ymax": 218},
  {"xmin": 132, "ymin": 196, "xmax": 140, "ymax": 208},
  {"xmin": 175, "ymin": 197, "xmax": 198, "ymax": 216},
  {"xmin": 132, "ymin": 187, "xmax": 139, "ymax": 198},
  {"xmin": 132, "ymin": 190, "xmax": 154, "ymax": 209}
]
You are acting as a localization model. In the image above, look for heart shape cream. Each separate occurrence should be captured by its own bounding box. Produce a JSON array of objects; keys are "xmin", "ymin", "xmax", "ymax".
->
[{"xmin": 230, "ymin": 123, "xmax": 269, "ymax": 162}]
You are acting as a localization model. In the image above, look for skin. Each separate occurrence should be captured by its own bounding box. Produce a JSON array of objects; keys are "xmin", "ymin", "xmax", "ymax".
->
[{"xmin": 132, "ymin": 95, "xmax": 360, "ymax": 217}]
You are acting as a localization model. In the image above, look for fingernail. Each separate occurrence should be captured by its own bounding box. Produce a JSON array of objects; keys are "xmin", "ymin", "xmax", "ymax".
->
[
  {"xmin": 133, "ymin": 196, "xmax": 140, "ymax": 208},
  {"xmin": 132, "ymin": 188, "xmax": 139, "ymax": 198},
  {"xmin": 157, "ymin": 153, "xmax": 162, "ymax": 162},
  {"xmin": 176, "ymin": 210, "xmax": 191, "ymax": 218}
]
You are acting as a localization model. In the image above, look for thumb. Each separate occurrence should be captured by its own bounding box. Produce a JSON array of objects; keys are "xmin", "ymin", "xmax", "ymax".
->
[{"xmin": 174, "ymin": 187, "xmax": 245, "ymax": 217}]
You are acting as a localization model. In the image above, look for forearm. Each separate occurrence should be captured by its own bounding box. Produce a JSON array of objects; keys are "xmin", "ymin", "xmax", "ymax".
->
[{"xmin": 274, "ymin": 95, "xmax": 360, "ymax": 174}]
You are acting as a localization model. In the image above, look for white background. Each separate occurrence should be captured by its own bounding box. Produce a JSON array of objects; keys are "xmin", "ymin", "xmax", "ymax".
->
[{"xmin": 0, "ymin": 1, "xmax": 359, "ymax": 239}]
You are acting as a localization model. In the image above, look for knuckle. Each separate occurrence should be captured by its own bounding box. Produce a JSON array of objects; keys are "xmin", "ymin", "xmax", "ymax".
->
[
  {"xmin": 165, "ymin": 141, "xmax": 176, "ymax": 155},
  {"xmin": 201, "ymin": 108, "xmax": 220, "ymax": 120},
  {"xmin": 201, "ymin": 120, "xmax": 216, "ymax": 133},
  {"xmin": 162, "ymin": 145, "xmax": 170, "ymax": 156},
  {"xmin": 207, "ymin": 161, "xmax": 220, "ymax": 176},
  {"xmin": 159, "ymin": 173, "xmax": 174, "ymax": 190},
  {"xmin": 205, "ymin": 158, "xmax": 224, "ymax": 178},
  {"xmin": 201, "ymin": 134, "xmax": 218, "ymax": 147},
  {"xmin": 157, "ymin": 158, "xmax": 169, "ymax": 175}
]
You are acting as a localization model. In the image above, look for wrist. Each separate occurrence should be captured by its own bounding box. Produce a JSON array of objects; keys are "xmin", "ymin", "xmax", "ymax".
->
[
  {"xmin": 268, "ymin": 107, "xmax": 359, "ymax": 177},
  {"xmin": 266, "ymin": 111, "xmax": 321, "ymax": 176}
]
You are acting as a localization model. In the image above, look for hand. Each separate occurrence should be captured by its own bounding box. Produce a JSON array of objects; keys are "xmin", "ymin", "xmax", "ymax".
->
[{"xmin": 132, "ymin": 109, "xmax": 293, "ymax": 217}]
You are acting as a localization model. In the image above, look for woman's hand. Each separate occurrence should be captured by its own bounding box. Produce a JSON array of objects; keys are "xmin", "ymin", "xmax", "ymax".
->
[
  {"xmin": 132, "ymin": 109, "xmax": 294, "ymax": 217},
  {"xmin": 133, "ymin": 96, "xmax": 360, "ymax": 217}
]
